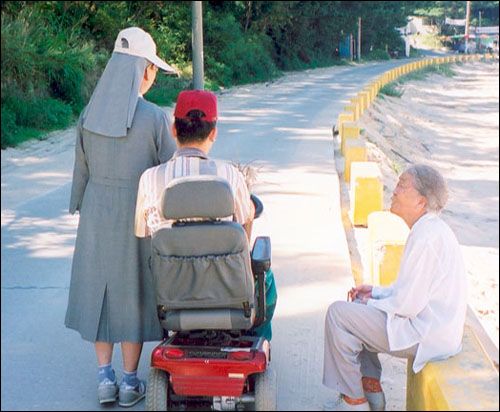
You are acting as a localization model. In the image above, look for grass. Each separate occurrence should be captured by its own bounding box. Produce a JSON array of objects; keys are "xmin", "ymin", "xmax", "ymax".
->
[
  {"xmin": 379, "ymin": 83, "xmax": 404, "ymax": 98},
  {"xmin": 1, "ymin": 123, "xmax": 76, "ymax": 149}
]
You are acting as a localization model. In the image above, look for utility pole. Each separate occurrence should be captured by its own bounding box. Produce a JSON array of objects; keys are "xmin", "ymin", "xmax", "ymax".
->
[
  {"xmin": 350, "ymin": 34, "xmax": 354, "ymax": 61},
  {"xmin": 464, "ymin": 0, "xmax": 471, "ymax": 53},
  {"xmin": 476, "ymin": 10, "xmax": 482, "ymax": 51},
  {"xmin": 192, "ymin": 1, "xmax": 204, "ymax": 90},
  {"xmin": 358, "ymin": 17, "xmax": 362, "ymax": 62}
]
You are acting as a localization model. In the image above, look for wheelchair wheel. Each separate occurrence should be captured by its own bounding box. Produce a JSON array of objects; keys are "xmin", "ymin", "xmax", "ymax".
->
[
  {"xmin": 146, "ymin": 368, "xmax": 169, "ymax": 411},
  {"xmin": 254, "ymin": 367, "xmax": 277, "ymax": 411}
]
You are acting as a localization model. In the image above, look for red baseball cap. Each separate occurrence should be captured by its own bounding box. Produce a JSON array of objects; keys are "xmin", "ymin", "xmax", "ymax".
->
[{"xmin": 174, "ymin": 90, "xmax": 217, "ymax": 122}]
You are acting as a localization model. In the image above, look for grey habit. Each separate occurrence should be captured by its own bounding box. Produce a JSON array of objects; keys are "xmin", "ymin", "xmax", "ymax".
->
[{"xmin": 65, "ymin": 53, "xmax": 177, "ymax": 343}]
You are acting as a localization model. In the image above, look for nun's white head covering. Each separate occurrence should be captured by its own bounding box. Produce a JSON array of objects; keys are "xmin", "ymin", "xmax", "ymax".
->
[{"xmin": 82, "ymin": 27, "xmax": 176, "ymax": 138}]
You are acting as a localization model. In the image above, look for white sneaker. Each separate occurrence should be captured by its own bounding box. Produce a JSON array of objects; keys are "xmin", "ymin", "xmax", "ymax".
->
[
  {"xmin": 365, "ymin": 391, "xmax": 386, "ymax": 411},
  {"xmin": 97, "ymin": 378, "xmax": 118, "ymax": 404},
  {"xmin": 323, "ymin": 394, "xmax": 371, "ymax": 411}
]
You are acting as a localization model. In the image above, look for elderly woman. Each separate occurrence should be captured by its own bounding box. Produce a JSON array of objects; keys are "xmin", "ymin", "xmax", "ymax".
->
[
  {"xmin": 323, "ymin": 164, "xmax": 467, "ymax": 411},
  {"xmin": 65, "ymin": 27, "xmax": 177, "ymax": 406}
]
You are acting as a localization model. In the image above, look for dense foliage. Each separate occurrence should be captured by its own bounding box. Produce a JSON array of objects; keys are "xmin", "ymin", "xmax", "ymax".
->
[
  {"xmin": 1, "ymin": 1, "xmax": 498, "ymax": 148},
  {"xmin": 413, "ymin": 1, "xmax": 499, "ymax": 28}
]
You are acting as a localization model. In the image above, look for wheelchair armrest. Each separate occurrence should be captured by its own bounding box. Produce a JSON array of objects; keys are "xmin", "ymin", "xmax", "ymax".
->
[
  {"xmin": 251, "ymin": 236, "xmax": 271, "ymax": 275},
  {"xmin": 251, "ymin": 194, "xmax": 264, "ymax": 219},
  {"xmin": 251, "ymin": 236, "xmax": 271, "ymax": 330}
]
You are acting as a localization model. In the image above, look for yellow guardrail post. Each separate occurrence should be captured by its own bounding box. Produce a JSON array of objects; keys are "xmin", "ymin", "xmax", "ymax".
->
[
  {"xmin": 351, "ymin": 97, "xmax": 363, "ymax": 116},
  {"xmin": 337, "ymin": 112, "xmax": 354, "ymax": 136},
  {"xmin": 349, "ymin": 162, "xmax": 383, "ymax": 227},
  {"xmin": 341, "ymin": 122, "xmax": 360, "ymax": 155},
  {"xmin": 344, "ymin": 104, "xmax": 359, "ymax": 122},
  {"xmin": 344, "ymin": 138, "xmax": 367, "ymax": 182},
  {"xmin": 358, "ymin": 91, "xmax": 370, "ymax": 111},
  {"xmin": 367, "ymin": 211, "xmax": 409, "ymax": 286},
  {"xmin": 407, "ymin": 326, "xmax": 500, "ymax": 411}
]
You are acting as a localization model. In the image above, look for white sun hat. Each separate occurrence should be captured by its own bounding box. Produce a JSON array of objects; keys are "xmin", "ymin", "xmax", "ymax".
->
[{"xmin": 113, "ymin": 27, "xmax": 176, "ymax": 73}]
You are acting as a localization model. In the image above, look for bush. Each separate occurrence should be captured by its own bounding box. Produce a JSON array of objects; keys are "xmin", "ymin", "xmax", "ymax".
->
[
  {"xmin": 1, "ymin": 5, "xmax": 102, "ymax": 148},
  {"xmin": 204, "ymin": 12, "xmax": 278, "ymax": 88},
  {"xmin": 45, "ymin": 43, "xmax": 103, "ymax": 113},
  {"xmin": 409, "ymin": 46, "xmax": 421, "ymax": 57},
  {"xmin": 3, "ymin": 95, "xmax": 73, "ymax": 130},
  {"xmin": 365, "ymin": 49, "xmax": 391, "ymax": 61},
  {"xmin": 379, "ymin": 83, "xmax": 403, "ymax": 98},
  {"xmin": 1, "ymin": 96, "xmax": 73, "ymax": 149},
  {"xmin": 1, "ymin": 106, "xmax": 19, "ymax": 149},
  {"xmin": 146, "ymin": 74, "xmax": 190, "ymax": 107}
]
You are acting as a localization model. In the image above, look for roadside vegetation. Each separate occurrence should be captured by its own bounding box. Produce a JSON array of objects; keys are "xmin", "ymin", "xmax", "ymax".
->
[
  {"xmin": 1, "ymin": 1, "xmax": 498, "ymax": 148},
  {"xmin": 379, "ymin": 63, "xmax": 456, "ymax": 98}
]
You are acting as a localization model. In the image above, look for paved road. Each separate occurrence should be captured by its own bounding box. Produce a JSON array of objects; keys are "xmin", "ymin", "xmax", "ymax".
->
[{"xmin": 1, "ymin": 58, "xmax": 418, "ymax": 411}]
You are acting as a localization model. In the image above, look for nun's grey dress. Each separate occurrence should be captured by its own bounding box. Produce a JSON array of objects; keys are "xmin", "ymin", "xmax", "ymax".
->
[{"xmin": 65, "ymin": 53, "xmax": 176, "ymax": 343}]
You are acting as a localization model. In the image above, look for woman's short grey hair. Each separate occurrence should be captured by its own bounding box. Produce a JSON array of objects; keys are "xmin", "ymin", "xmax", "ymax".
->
[{"xmin": 405, "ymin": 164, "xmax": 449, "ymax": 213}]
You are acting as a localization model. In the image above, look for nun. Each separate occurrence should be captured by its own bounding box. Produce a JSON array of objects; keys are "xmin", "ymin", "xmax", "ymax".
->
[{"xmin": 65, "ymin": 27, "xmax": 177, "ymax": 407}]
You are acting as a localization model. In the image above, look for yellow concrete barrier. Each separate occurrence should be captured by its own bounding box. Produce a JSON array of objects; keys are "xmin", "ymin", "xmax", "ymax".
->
[
  {"xmin": 367, "ymin": 211, "xmax": 409, "ymax": 286},
  {"xmin": 344, "ymin": 138, "xmax": 367, "ymax": 182},
  {"xmin": 341, "ymin": 122, "xmax": 360, "ymax": 155},
  {"xmin": 344, "ymin": 104, "xmax": 359, "ymax": 122},
  {"xmin": 337, "ymin": 113, "xmax": 354, "ymax": 135},
  {"xmin": 349, "ymin": 162, "xmax": 383, "ymax": 227},
  {"xmin": 407, "ymin": 325, "xmax": 499, "ymax": 411},
  {"xmin": 369, "ymin": 85, "xmax": 377, "ymax": 102},
  {"xmin": 368, "ymin": 83, "xmax": 379, "ymax": 100},
  {"xmin": 358, "ymin": 91, "xmax": 370, "ymax": 111},
  {"xmin": 359, "ymin": 91, "xmax": 371, "ymax": 109},
  {"xmin": 351, "ymin": 97, "xmax": 363, "ymax": 116}
]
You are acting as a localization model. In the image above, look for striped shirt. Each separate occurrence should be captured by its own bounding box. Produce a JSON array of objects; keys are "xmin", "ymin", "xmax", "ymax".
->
[{"xmin": 135, "ymin": 148, "xmax": 252, "ymax": 237}]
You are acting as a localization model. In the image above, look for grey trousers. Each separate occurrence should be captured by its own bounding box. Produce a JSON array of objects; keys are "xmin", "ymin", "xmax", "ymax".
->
[{"xmin": 323, "ymin": 301, "xmax": 418, "ymax": 398}]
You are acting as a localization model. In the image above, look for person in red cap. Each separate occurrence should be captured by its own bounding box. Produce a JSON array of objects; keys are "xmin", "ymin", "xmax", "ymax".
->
[
  {"xmin": 135, "ymin": 90, "xmax": 252, "ymax": 238},
  {"xmin": 135, "ymin": 89, "xmax": 277, "ymax": 341}
]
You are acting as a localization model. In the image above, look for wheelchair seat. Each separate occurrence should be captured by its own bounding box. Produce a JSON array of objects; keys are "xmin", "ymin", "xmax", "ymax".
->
[{"xmin": 151, "ymin": 175, "xmax": 255, "ymax": 332}]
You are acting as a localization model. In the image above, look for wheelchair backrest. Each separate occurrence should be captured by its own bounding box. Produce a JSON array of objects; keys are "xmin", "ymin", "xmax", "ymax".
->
[{"xmin": 151, "ymin": 176, "xmax": 255, "ymax": 331}]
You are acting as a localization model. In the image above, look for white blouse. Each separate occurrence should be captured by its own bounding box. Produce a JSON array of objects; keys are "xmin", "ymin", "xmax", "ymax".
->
[{"xmin": 367, "ymin": 212, "xmax": 468, "ymax": 373}]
